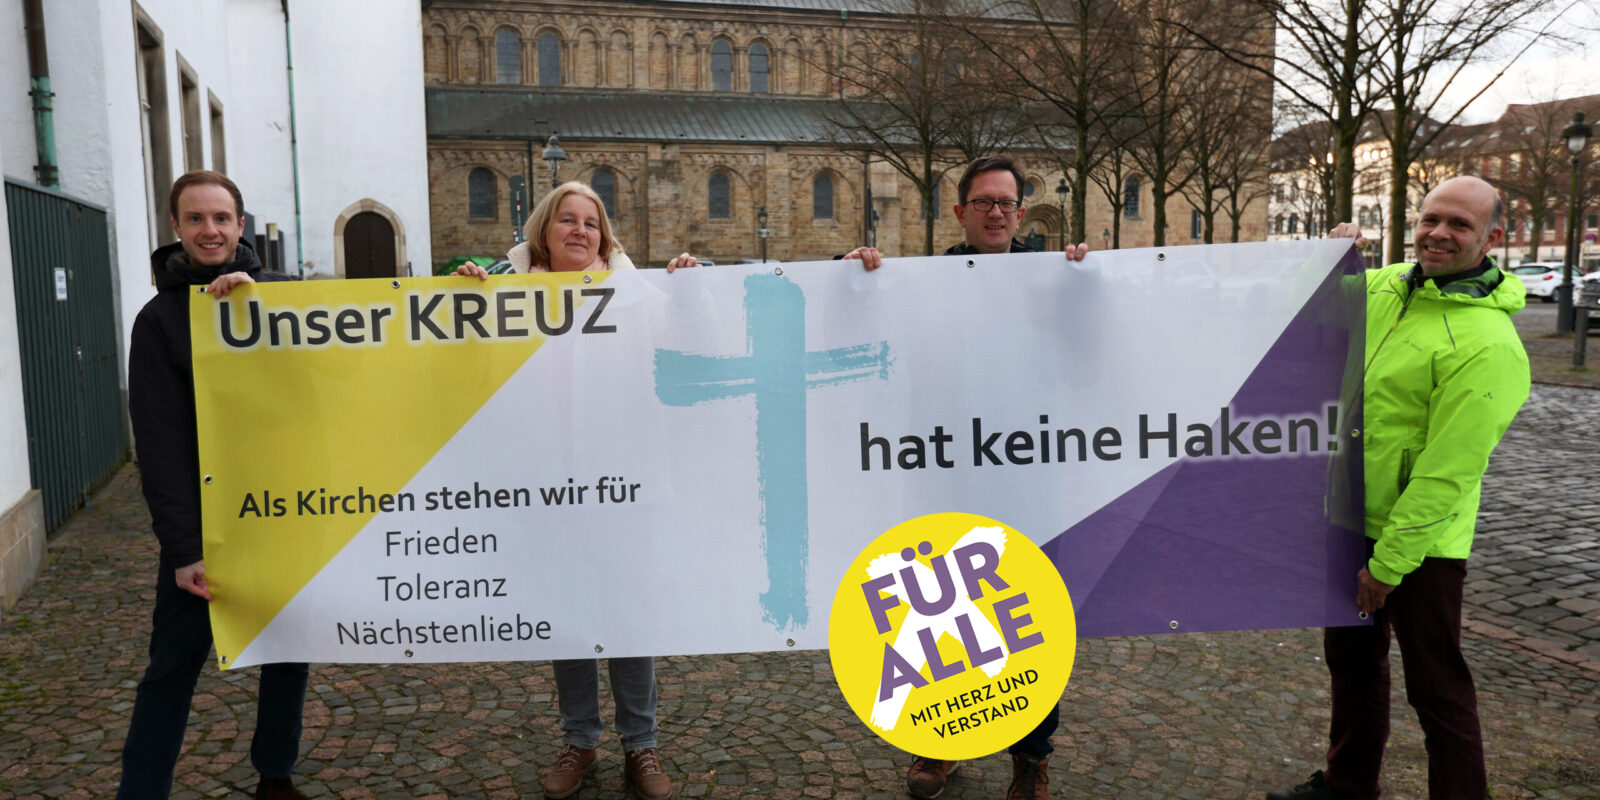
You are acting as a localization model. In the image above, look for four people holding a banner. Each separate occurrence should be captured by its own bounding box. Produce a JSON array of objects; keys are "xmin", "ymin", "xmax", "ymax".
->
[{"xmin": 118, "ymin": 166, "xmax": 1527, "ymax": 800}]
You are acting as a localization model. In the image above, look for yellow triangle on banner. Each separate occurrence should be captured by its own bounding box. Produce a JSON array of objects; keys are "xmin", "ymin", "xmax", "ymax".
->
[{"xmin": 191, "ymin": 272, "xmax": 610, "ymax": 667}]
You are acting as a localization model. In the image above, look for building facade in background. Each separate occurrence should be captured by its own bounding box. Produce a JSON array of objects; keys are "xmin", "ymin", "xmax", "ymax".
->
[
  {"xmin": 0, "ymin": 0, "xmax": 429, "ymax": 614},
  {"xmin": 1269, "ymin": 94, "xmax": 1600, "ymax": 272},
  {"xmin": 423, "ymin": 0, "xmax": 1274, "ymax": 268}
]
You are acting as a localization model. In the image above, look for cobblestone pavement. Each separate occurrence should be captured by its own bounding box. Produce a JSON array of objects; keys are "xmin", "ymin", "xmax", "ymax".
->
[
  {"xmin": 3, "ymin": 387, "xmax": 1598, "ymax": 800},
  {"xmin": 1513, "ymin": 303, "xmax": 1600, "ymax": 389}
]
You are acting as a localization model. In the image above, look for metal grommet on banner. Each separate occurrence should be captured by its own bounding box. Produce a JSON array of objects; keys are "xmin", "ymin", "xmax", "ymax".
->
[
  {"xmin": 196, "ymin": 287, "xmax": 206, "ymax": 294},
  {"xmin": 405, "ymin": 649, "xmax": 414, "ymax": 658},
  {"xmin": 786, "ymin": 638, "xmax": 795, "ymax": 647},
  {"xmin": 1169, "ymin": 620, "xmax": 1180, "ymax": 630},
  {"xmin": 203, "ymin": 475, "xmax": 212, "ymax": 485},
  {"xmin": 1351, "ymin": 428, "xmax": 1361, "ymax": 438},
  {"xmin": 966, "ymin": 259, "xmax": 975, "ymax": 268},
  {"xmin": 594, "ymin": 644, "xmax": 604, "ymax": 653},
  {"xmin": 219, "ymin": 655, "xmax": 228, "ymax": 665},
  {"xmin": 774, "ymin": 267, "xmax": 785, "ymax": 276},
  {"xmin": 1358, "ymin": 611, "xmax": 1369, "ymax": 621},
  {"xmin": 1157, "ymin": 252, "xmax": 1166, "ymax": 262},
  {"xmin": 583, "ymin": 274, "xmax": 593, "ymax": 283},
  {"xmin": 391, "ymin": 280, "xmax": 401, "ymax": 288}
]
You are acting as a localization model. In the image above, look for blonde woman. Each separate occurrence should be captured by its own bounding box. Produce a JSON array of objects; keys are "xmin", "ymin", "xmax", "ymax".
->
[{"xmin": 457, "ymin": 181, "xmax": 691, "ymax": 799}]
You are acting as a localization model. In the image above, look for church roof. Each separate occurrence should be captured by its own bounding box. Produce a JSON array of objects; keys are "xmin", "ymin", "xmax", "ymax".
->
[
  {"xmin": 613, "ymin": 0, "xmax": 1082, "ymax": 21},
  {"xmin": 428, "ymin": 88, "xmax": 851, "ymax": 144}
]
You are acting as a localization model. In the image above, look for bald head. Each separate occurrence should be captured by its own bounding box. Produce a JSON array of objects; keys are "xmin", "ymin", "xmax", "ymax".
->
[
  {"xmin": 1429, "ymin": 176, "xmax": 1502, "ymax": 229},
  {"xmin": 1414, "ymin": 176, "xmax": 1505, "ymax": 277}
]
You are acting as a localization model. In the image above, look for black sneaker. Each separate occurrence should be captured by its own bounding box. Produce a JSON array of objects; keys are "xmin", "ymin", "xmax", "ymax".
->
[{"xmin": 1266, "ymin": 770, "xmax": 1349, "ymax": 800}]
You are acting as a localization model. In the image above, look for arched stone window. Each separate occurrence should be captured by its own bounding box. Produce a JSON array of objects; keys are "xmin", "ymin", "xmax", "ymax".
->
[
  {"xmin": 468, "ymin": 168, "xmax": 496, "ymax": 219},
  {"xmin": 1274, "ymin": 215, "xmax": 1284, "ymax": 235},
  {"xmin": 495, "ymin": 30, "xmax": 520, "ymax": 84},
  {"xmin": 709, "ymin": 172, "xmax": 731, "ymax": 219},
  {"xmin": 711, "ymin": 39, "xmax": 733, "ymax": 92},
  {"xmin": 924, "ymin": 182, "xmax": 941, "ymax": 220},
  {"xmin": 749, "ymin": 43, "xmax": 770, "ymax": 93},
  {"xmin": 813, "ymin": 173, "xmax": 834, "ymax": 219},
  {"xmin": 537, "ymin": 32, "xmax": 561, "ymax": 87},
  {"xmin": 1190, "ymin": 208, "xmax": 1202, "ymax": 239},
  {"xmin": 592, "ymin": 168, "xmax": 617, "ymax": 217},
  {"xmin": 1289, "ymin": 214, "xmax": 1300, "ymax": 235},
  {"xmin": 1122, "ymin": 176, "xmax": 1140, "ymax": 218}
]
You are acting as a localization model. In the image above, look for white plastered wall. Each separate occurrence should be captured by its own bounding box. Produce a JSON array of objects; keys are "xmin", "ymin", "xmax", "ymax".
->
[
  {"xmin": 223, "ymin": 0, "xmax": 295, "ymax": 268},
  {"xmin": 290, "ymin": 1, "xmax": 431, "ymax": 277}
]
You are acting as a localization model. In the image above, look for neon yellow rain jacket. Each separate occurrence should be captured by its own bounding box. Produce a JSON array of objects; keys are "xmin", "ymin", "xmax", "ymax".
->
[{"xmin": 1362, "ymin": 260, "xmax": 1531, "ymax": 586}]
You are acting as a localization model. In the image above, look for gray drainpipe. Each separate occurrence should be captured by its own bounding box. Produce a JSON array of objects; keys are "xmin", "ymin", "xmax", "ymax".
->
[
  {"xmin": 23, "ymin": 0, "xmax": 58, "ymax": 187},
  {"xmin": 283, "ymin": 0, "xmax": 306, "ymax": 275}
]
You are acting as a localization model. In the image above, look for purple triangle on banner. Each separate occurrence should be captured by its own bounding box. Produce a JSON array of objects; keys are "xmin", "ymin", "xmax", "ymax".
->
[{"xmin": 1048, "ymin": 251, "xmax": 1370, "ymax": 638}]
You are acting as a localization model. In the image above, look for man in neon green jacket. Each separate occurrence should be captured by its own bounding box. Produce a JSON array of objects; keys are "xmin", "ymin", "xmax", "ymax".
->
[{"xmin": 1268, "ymin": 176, "xmax": 1530, "ymax": 800}]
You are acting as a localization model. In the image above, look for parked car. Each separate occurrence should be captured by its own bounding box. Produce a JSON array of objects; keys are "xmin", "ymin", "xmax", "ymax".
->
[{"xmin": 1510, "ymin": 262, "xmax": 1566, "ymax": 302}]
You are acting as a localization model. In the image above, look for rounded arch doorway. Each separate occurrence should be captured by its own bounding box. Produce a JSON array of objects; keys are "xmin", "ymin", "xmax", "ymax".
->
[{"xmin": 334, "ymin": 198, "xmax": 408, "ymax": 279}]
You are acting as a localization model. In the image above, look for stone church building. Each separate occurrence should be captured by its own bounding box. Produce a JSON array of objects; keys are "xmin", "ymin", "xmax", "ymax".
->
[{"xmin": 423, "ymin": 0, "xmax": 1267, "ymax": 268}]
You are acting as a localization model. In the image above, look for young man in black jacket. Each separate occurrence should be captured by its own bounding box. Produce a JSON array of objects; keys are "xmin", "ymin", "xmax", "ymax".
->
[{"xmin": 118, "ymin": 170, "xmax": 308, "ymax": 800}]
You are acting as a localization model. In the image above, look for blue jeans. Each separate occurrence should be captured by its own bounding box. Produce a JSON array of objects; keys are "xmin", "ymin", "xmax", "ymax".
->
[
  {"xmin": 552, "ymin": 657, "xmax": 659, "ymax": 751},
  {"xmin": 117, "ymin": 566, "xmax": 309, "ymax": 799}
]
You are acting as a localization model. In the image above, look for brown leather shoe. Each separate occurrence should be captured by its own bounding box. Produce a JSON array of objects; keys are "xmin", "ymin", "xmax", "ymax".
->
[
  {"xmin": 624, "ymin": 748, "xmax": 673, "ymax": 800},
  {"xmin": 1007, "ymin": 754, "xmax": 1049, "ymax": 800},
  {"xmin": 543, "ymin": 744, "xmax": 598, "ymax": 799},
  {"xmin": 253, "ymin": 777, "xmax": 308, "ymax": 800},
  {"xmin": 906, "ymin": 757, "xmax": 960, "ymax": 799}
]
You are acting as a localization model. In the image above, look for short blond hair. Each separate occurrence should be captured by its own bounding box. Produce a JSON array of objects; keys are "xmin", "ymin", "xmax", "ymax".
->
[{"xmin": 522, "ymin": 181, "xmax": 621, "ymax": 268}]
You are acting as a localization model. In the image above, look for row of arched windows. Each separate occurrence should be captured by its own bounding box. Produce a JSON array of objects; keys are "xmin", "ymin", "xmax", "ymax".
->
[
  {"xmin": 465, "ymin": 168, "xmax": 840, "ymax": 223},
  {"xmin": 428, "ymin": 24, "xmax": 808, "ymax": 93},
  {"xmin": 705, "ymin": 172, "xmax": 837, "ymax": 220}
]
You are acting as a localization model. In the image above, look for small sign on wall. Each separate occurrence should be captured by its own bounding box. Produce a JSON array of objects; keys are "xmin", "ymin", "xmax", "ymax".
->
[{"xmin": 54, "ymin": 268, "xmax": 67, "ymax": 301}]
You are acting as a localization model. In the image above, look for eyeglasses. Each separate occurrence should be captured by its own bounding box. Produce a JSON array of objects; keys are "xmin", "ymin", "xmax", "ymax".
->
[{"xmin": 964, "ymin": 198, "xmax": 1022, "ymax": 214}]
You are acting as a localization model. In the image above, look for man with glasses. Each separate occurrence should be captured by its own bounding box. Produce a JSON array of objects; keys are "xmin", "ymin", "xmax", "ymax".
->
[
  {"xmin": 844, "ymin": 155, "xmax": 1088, "ymax": 270},
  {"xmin": 845, "ymin": 155, "xmax": 1086, "ymax": 799}
]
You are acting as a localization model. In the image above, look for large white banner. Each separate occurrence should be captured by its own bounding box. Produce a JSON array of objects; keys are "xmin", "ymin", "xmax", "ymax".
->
[{"xmin": 193, "ymin": 241, "xmax": 1365, "ymax": 669}]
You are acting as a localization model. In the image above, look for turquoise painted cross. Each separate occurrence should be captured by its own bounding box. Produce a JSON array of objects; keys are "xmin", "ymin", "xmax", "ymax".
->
[{"xmin": 655, "ymin": 273, "xmax": 892, "ymax": 631}]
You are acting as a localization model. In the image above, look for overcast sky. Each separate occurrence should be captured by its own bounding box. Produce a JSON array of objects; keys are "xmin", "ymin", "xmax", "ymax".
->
[
  {"xmin": 1438, "ymin": 1, "xmax": 1600, "ymax": 124},
  {"xmin": 1275, "ymin": 1, "xmax": 1598, "ymax": 127}
]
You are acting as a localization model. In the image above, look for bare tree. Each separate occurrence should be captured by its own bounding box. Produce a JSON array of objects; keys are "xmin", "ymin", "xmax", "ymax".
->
[
  {"xmin": 1463, "ymin": 95, "xmax": 1592, "ymax": 262},
  {"xmin": 1272, "ymin": 108, "xmax": 1346, "ymax": 237},
  {"xmin": 1121, "ymin": 0, "xmax": 1220, "ymax": 247},
  {"xmin": 1369, "ymin": 0, "xmax": 1571, "ymax": 263},
  {"xmin": 1179, "ymin": 51, "xmax": 1271, "ymax": 242},
  {"xmin": 1087, "ymin": 133, "xmax": 1137, "ymax": 248},
  {"xmin": 1175, "ymin": 0, "xmax": 1387, "ymax": 224},
  {"xmin": 947, "ymin": 0, "xmax": 1139, "ymax": 244},
  {"xmin": 1213, "ymin": 92, "xmax": 1274, "ymax": 242},
  {"xmin": 814, "ymin": 0, "xmax": 1022, "ymax": 254}
]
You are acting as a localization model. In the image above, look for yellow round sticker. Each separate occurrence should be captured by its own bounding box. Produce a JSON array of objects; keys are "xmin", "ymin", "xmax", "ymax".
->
[{"xmin": 828, "ymin": 512, "xmax": 1075, "ymax": 759}]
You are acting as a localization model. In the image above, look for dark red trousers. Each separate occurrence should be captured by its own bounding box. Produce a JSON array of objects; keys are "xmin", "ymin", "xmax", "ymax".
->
[{"xmin": 1323, "ymin": 555, "xmax": 1485, "ymax": 800}]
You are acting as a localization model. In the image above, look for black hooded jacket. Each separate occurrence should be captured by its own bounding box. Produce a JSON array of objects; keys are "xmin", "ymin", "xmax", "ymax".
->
[{"xmin": 129, "ymin": 240, "xmax": 290, "ymax": 570}]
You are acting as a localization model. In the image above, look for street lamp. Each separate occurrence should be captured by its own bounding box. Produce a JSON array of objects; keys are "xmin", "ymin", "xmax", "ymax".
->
[
  {"xmin": 1055, "ymin": 178, "xmax": 1069, "ymax": 251},
  {"xmin": 757, "ymin": 206, "xmax": 771, "ymax": 263},
  {"xmin": 1558, "ymin": 112, "xmax": 1592, "ymax": 334},
  {"xmin": 541, "ymin": 132, "xmax": 566, "ymax": 189}
]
